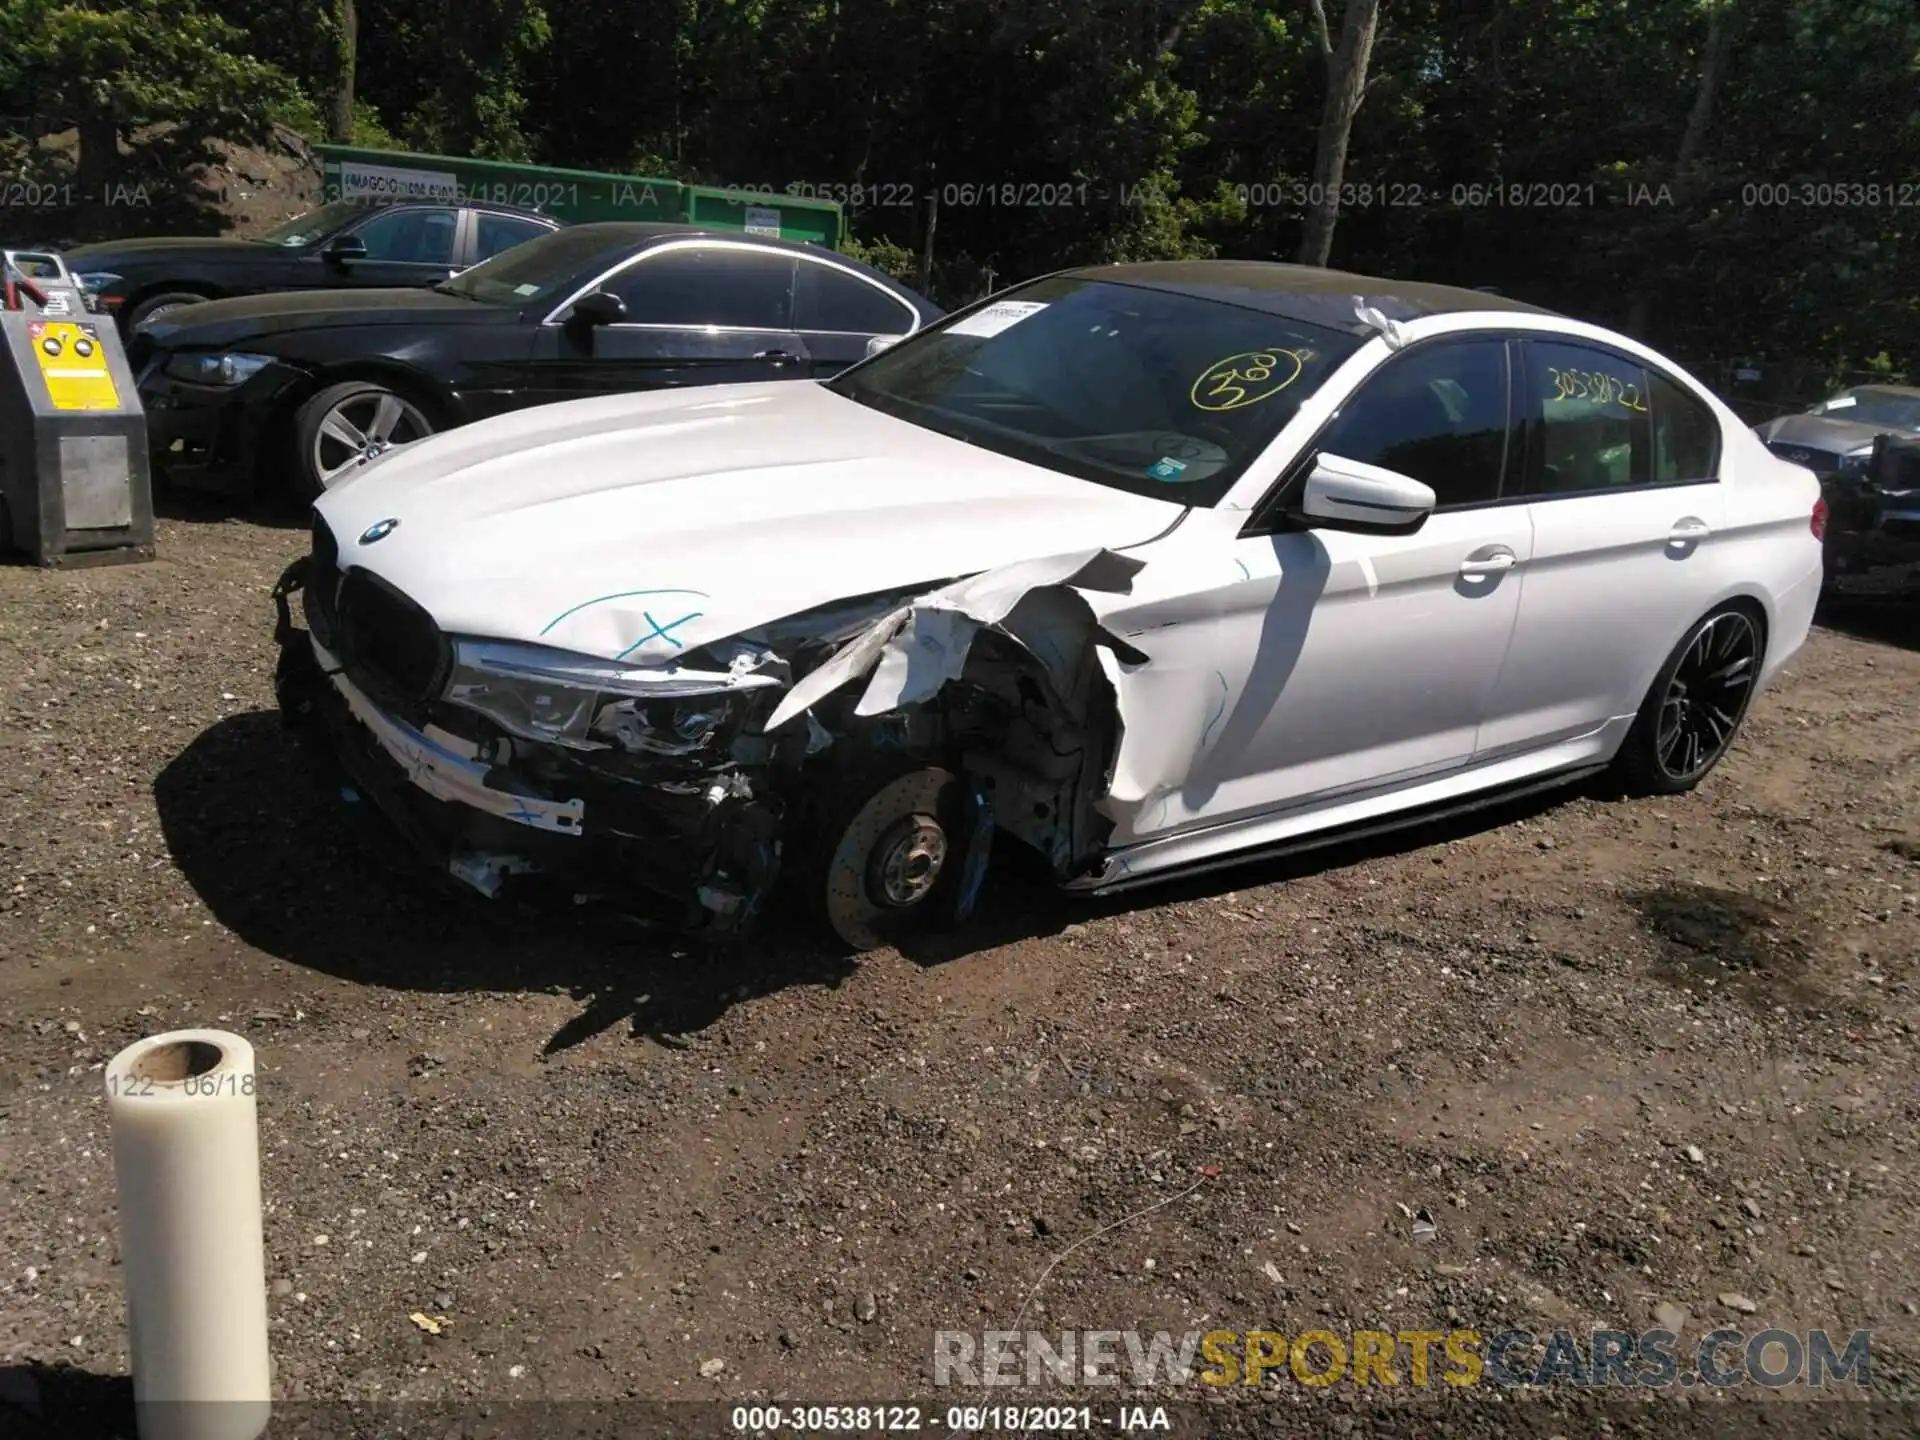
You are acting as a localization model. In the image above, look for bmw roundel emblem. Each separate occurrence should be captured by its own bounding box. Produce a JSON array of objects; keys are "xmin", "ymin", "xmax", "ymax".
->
[{"xmin": 359, "ymin": 518, "xmax": 400, "ymax": 545}]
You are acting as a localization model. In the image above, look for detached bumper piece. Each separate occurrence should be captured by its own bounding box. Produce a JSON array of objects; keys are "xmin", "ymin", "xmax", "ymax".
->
[{"xmin": 271, "ymin": 558, "xmax": 782, "ymax": 935}]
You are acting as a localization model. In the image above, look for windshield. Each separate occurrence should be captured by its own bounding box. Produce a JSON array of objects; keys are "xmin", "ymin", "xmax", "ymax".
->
[
  {"xmin": 253, "ymin": 200, "xmax": 368, "ymax": 248},
  {"xmin": 437, "ymin": 227, "xmax": 620, "ymax": 306},
  {"xmin": 827, "ymin": 276, "xmax": 1362, "ymax": 503},
  {"xmin": 1812, "ymin": 388, "xmax": 1920, "ymax": 432}
]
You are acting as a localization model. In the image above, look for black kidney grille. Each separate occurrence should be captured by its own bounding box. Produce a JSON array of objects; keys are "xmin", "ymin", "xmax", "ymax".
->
[{"xmin": 333, "ymin": 568, "xmax": 447, "ymax": 713}]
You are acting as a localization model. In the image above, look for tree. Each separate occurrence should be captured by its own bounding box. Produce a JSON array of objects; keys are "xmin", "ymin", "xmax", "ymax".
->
[
  {"xmin": 0, "ymin": 0, "xmax": 295, "ymax": 236},
  {"xmin": 330, "ymin": 0, "xmax": 358, "ymax": 143},
  {"xmin": 1297, "ymin": 0, "xmax": 1382, "ymax": 266}
]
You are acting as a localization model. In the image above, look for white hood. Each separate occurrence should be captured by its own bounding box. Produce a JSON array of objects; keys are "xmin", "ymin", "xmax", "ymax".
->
[{"xmin": 313, "ymin": 381, "xmax": 1185, "ymax": 663}]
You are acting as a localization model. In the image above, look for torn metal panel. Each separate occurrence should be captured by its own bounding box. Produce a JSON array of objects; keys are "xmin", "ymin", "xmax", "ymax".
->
[{"xmin": 765, "ymin": 548, "xmax": 1149, "ymax": 731}]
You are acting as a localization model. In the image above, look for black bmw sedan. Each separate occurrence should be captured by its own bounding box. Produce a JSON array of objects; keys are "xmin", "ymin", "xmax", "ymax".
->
[
  {"xmin": 66, "ymin": 198, "xmax": 564, "ymax": 333},
  {"xmin": 133, "ymin": 222, "xmax": 941, "ymax": 500}
]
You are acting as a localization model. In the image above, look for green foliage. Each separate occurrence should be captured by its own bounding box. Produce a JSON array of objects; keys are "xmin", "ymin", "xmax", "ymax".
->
[
  {"xmin": 14, "ymin": 0, "xmax": 1908, "ymax": 373},
  {"xmin": 0, "ymin": 0, "xmax": 297, "ymax": 236},
  {"xmin": 840, "ymin": 234, "xmax": 919, "ymax": 283}
]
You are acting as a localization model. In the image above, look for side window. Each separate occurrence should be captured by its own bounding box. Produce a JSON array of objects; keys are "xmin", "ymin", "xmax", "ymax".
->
[
  {"xmin": 1314, "ymin": 338, "xmax": 1513, "ymax": 508},
  {"xmin": 793, "ymin": 259, "xmax": 915, "ymax": 335},
  {"xmin": 473, "ymin": 212, "xmax": 551, "ymax": 262},
  {"xmin": 1647, "ymin": 370, "xmax": 1719, "ymax": 483},
  {"xmin": 350, "ymin": 207, "xmax": 459, "ymax": 265},
  {"xmin": 602, "ymin": 246, "xmax": 795, "ymax": 328},
  {"xmin": 1524, "ymin": 341, "xmax": 1654, "ymax": 495}
]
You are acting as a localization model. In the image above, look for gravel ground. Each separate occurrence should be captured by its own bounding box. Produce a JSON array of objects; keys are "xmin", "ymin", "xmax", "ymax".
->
[{"xmin": 1, "ymin": 517, "xmax": 1917, "ymax": 1438}]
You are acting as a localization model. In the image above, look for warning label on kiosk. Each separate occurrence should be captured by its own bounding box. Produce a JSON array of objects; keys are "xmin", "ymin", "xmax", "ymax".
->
[{"xmin": 28, "ymin": 321, "xmax": 121, "ymax": 411}]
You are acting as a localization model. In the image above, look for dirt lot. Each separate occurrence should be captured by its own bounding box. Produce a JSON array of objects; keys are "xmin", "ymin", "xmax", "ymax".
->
[{"xmin": 1, "ymin": 516, "xmax": 1917, "ymax": 1438}]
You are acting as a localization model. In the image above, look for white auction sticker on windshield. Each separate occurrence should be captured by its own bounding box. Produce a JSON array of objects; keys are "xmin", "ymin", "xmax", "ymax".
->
[
  {"xmin": 947, "ymin": 300, "xmax": 1048, "ymax": 338},
  {"xmin": 1823, "ymin": 395, "xmax": 1857, "ymax": 409}
]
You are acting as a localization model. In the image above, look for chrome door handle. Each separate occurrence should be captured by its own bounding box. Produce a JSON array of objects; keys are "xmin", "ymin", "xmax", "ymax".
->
[
  {"xmin": 1459, "ymin": 547, "xmax": 1517, "ymax": 578},
  {"xmin": 1669, "ymin": 518, "xmax": 1712, "ymax": 541},
  {"xmin": 754, "ymin": 348, "xmax": 796, "ymax": 364}
]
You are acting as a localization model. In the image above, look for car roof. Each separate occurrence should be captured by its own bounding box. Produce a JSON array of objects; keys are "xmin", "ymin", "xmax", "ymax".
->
[
  {"xmin": 553, "ymin": 220, "xmax": 847, "ymax": 258},
  {"xmin": 1065, "ymin": 259, "xmax": 1558, "ymax": 331},
  {"xmin": 340, "ymin": 196, "xmax": 560, "ymax": 223},
  {"xmin": 1843, "ymin": 383, "xmax": 1920, "ymax": 399},
  {"xmin": 543, "ymin": 222, "xmax": 938, "ymax": 313}
]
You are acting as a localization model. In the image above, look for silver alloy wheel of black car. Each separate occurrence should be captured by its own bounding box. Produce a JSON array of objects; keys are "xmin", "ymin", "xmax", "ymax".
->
[
  {"xmin": 1653, "ymin": 609, "xmax": 1760, "ymax": 783},
  {"xmin": 821, "ymin": 767, "xmax": 961, "ymax": 950},
  {"xmin": 304, "ymin": 385, "xmax": 433, "ymax": 491}
]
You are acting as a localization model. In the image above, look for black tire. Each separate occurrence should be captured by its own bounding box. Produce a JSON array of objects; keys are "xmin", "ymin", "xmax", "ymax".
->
[
  {"xmin": 292, "ymin": 379, "xmax": 437, "ymax": 501},
  {"xmin": 1610, "ymin": 604, "xmax": 1765, "ymax": 797},
  {"xmin": 797, "ymin": 764, "xmax": 967, "ymax": 951},
  {"xmin": 126, "ymin": 290, "xmax": 212, "ymax": 332}
]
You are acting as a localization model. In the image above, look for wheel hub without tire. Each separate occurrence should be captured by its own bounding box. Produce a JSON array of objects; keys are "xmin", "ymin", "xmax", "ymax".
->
[
  {"xmin": 822, "ymin": 768, "xmax": 959, "ymax": 949},
  {"xmin": 871, "ymin": 817, "xmax": 949, "ymax": 908}
]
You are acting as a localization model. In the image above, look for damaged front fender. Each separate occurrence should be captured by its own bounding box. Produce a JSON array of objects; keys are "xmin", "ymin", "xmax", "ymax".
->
[{"xmin": 764, "ymin": 547, "xmax": 1149, "ymax": 732}]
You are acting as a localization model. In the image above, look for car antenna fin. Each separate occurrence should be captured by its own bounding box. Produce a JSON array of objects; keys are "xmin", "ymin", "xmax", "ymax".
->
[{"xmin": 1353, "ymin": 295, "xmax": 1410, "ymax": 350}]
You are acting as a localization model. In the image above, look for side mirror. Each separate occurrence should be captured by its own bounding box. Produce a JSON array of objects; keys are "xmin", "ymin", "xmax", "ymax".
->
[
  {"xmin": 1292, "ymin": 452, "xmax": 1436, "ymax": 534},
  {"xmin": 323, "ymin": 234, "xmax": 369, "ymax": 264},
  {"xmin": 864, "ymin": 334, "xmax": 904, "ymax": 359},
  {"xmin": 567, "ymin": 290, "xmax": 628, "ymax": 327}
]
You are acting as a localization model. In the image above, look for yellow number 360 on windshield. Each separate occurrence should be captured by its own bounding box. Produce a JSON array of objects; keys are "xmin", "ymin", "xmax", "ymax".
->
[{"xmin": 1190, "ymin": 349, "xmax": 1306, "ymax": 412}]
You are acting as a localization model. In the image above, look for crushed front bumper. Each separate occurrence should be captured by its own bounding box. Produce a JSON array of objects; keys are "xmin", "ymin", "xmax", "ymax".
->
[{"xmin": 271, "ymin": 559, "xmax": 783, "ymax": 931}]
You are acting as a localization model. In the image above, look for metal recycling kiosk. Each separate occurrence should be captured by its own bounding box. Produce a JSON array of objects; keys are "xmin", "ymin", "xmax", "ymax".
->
[{"xmin": 0, "ymin": 249, "xmax": 154, "ymax": 566}]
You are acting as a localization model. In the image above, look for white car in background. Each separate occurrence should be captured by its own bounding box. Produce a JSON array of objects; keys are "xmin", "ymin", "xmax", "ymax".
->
[{"xmin": 272, "ymin": 261, "xmax": 1826, "ymax": 949}]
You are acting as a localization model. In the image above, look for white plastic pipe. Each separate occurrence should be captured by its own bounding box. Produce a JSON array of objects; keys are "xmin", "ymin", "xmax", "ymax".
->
[{"xmin": 105, "ymin": 1029, "xmax": 271, "ymax": 1440}]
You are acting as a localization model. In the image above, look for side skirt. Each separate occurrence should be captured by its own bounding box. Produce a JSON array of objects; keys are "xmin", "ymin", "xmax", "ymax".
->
[{"xmin": 1079, "ymin": 755, "xmax": 1613, "ymax": 897}]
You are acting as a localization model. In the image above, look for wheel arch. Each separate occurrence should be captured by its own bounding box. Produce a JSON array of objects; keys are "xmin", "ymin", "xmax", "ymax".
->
[
  {"xmin": 295, "ymin": 359, "xmax": 461, "ymax": 429},
  {"xmin": 120, "ymin": 281, "xmax": 224, "ymax": 330},
  {"xmin": 254, "ymin": 361, "xmax": 457, "ymax": 504}
]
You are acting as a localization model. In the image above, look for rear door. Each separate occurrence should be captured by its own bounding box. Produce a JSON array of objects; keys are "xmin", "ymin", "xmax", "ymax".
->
[
  {"xmin": 461, "ymin": 208, "xmax": 559, "ymax": 271},
  {"xmin": 791, "ymin": 254, "xmax": 922, "ymax": 376},
  {"xmin": 526, "ymin": 242, "xmax": 811, "ymax": 404},
  {"xmin": 1473, "ymin": 337, "xmax": 1728, "ymax": 760}
]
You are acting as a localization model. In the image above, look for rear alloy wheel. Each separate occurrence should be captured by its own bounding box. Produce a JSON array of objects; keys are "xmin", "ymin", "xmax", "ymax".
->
[
  {"xmin": 813, "ymin": 766, "xmax": 965, "ymax": 951},
  {"xmin": 294, "ymin": 380, "xmax": 435, "ymax": 499},
  {"xmin": 1613, "ymin": 606, "xmax": 1763, "ymax": 795}
]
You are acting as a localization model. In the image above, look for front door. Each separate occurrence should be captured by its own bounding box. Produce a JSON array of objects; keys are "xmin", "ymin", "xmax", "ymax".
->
[
  {"xmin": 329, "ymin": 205, "xmax": 463, "ymax": 288},
  {"xmin": 1104, "ymin": 336, "xmax": 1532, "ymax": 840},
  {"xmin": 523, "ymin": 242, "xmax": 811, "ymax": 405}
]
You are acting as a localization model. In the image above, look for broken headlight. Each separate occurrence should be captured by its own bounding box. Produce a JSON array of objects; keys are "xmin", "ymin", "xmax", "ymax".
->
[{"xmin": 441, "ymin": 640, "xmax": 771, "ymax": 753}]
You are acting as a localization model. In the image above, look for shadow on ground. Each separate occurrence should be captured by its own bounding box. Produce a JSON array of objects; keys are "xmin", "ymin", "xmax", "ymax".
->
[
  {"xmin": 1817, "ymin": 593, "xmax": 1920, "ymax": 652},
  {"xmin": 153, "ymin": 712, "xmax": 858, "ymax": 1054},
  {"xmin": 0, "ymin": 1362, "xmax": 132, "ymax": 1439},
  {"xmin": 159, "ymin": 713, "xmax": 1599, "ymax": 1047}
]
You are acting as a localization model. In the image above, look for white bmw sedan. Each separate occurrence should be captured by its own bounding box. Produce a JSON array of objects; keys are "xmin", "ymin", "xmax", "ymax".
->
[{"xmin": 273, "ymin": 261, "xmax": 1826, "ymax": 949}]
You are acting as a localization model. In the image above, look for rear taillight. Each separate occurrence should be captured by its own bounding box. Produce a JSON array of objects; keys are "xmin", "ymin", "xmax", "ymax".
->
[{"xmin": 1811, "ymin": 497, "xmax": 1829, "ymax": 541}]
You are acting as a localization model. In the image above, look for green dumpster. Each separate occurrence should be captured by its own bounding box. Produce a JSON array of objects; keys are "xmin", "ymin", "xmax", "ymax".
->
[{"xmin": 311, "ymin": 146, "xmax": 844, "ymax": 249}]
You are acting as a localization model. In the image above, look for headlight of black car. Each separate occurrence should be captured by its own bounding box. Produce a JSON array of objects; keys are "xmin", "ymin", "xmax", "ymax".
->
[
  {"xmin": 1838, "ymin": 446, "xmax": 1876, "ymax": 475},
  {"xmin": 441, "ymin": 641, "xmax": 779, "ymax": 755},
  {"xmin": 161, "ymin": 352, "xmax": 275, "ymax": 387}
]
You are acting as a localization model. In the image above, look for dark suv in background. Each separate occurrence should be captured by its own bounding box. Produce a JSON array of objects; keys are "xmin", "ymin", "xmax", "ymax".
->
[
  {"xmin": 64, "ymin": 198, "xmax": 563, "ymax": 333},
  {"xmin": 1758, "ymin": 385, "xmax": 1920, "ymax": 595}
]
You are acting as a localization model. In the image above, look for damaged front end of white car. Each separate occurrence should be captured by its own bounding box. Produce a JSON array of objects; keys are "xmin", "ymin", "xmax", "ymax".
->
[{"xmin": 271, "ymin": 531, "xmax": 1149, "ymax": 950}]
